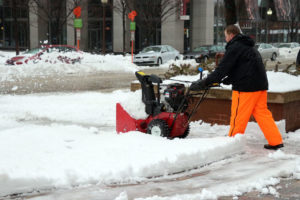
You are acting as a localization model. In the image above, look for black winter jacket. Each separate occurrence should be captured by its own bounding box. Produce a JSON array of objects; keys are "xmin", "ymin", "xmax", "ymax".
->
[
  {"xmin": 205, "ymin": 34, "xmax": 268, "ymax": 92},
  {"xmin": 296, "ymin": 49, "xmax": 300, "ymax": 66}
]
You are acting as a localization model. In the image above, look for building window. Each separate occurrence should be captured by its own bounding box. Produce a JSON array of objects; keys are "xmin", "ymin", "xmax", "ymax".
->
[
  {"xmin": 0, "ymin": 4, "xmax": 29, "ymax": 49},
  {"xmin": 87, "ymin": 0, "xmax": 112, "ymax": 53}
]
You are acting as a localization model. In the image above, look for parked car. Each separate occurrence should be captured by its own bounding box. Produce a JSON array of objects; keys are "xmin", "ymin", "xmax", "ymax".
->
[
  {"xmin": 255, "ymin": 43, "xmax": 279, "ymax": 61},
  {"xmin": 133, "ymin": 45, "xmax": 180, "ymax": 66},
  {"xmin": 277, "ymin": 42, "xmax": 300, "ymax": 57},
  {"xmin": 183, "ymin": 45, "xmax": 225, "ymax": 63},
  {"xmin": 6, "ymin": 45, "xmax": 83, "ymax": 65}
]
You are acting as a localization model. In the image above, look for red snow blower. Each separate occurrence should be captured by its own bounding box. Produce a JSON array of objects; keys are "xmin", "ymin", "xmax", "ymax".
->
[{"xmin": 116, "ymin": 70, "xmax": 215, "ymax": 138}]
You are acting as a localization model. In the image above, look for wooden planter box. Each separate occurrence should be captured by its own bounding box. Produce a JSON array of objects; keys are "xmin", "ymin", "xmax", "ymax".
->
[{"xmin": 131, "ymin": 82, "xmax": 300, "ymax": 132}]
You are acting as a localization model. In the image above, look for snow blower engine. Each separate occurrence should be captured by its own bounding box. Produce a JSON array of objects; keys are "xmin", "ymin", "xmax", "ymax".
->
[{"xmin": 116, "ymin": 70, "xmax": 210, "ymax": 138}]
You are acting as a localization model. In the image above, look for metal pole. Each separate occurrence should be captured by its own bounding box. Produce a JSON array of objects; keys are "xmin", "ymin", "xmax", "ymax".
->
[
  {"xmin": 216, "ymin": 0, "xmax": 219, "ymax": 45},
  {"xmin": 266, "ymin": 16, "xmax": 268, "ymax": 43},
  {"xmin": 102, "ymin": 4, "xmax": 106, "ymax": 54}
]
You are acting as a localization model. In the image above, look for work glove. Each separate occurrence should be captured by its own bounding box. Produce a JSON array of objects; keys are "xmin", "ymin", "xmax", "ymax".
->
[{"xmin": 190, "ymin": 79, "xmax": 207, "ymax": 91}]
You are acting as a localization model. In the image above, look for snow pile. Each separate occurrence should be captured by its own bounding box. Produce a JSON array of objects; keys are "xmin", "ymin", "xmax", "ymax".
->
[
  {"xmin": 0, "ymin": 89, "xmax": 245, "ymax": 197},
  {"xmin": 0, "ymin": 53, "xmax": 137, "ymax": 81},
  {"xmin": 267, "ymin": 71, "xmax": 300, "ymax": 92},
  {"xmin": 294, "ymin": 162, "xmax": 300, "ymax": 179},
  {"xmin": 268, "ymin": 150, "xmax": 296, "ymax": 160},
  {"xmin": 163, "ymin": 71, "xmax": 300, "ymax": 93},
  {"xmin": 118, "ymin": 90, "xmax": 148, "ymax": 119},
  {"xmin": 0, "ymin": 122, "xmax": 245, "ymax": 196}
]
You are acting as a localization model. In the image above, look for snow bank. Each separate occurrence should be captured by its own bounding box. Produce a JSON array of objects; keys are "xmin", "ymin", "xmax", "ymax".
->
[
  {"xmin": 0, "ymin": 123, "xmax": 244, "ymax": 196},
  {"xmin": 167, "ymin": 71, "xmax": 300, "ymax": 93},
  {"xmin": 0, "ymin": 53, "xmax": 137, "ymax": 81}
]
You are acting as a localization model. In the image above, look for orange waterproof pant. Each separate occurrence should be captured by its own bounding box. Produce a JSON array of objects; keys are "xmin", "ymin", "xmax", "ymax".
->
[{"xmin": 228, "ymin": 90, "xmax": 283, "ymax": 146}]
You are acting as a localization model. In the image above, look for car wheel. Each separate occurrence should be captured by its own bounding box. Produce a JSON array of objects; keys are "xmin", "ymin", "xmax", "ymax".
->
[
  {"xmin": 147, "ymin": 119, "xmax": 169, "ymax": 137},
  {"xmin": 157, "ymin": 57, "xmax": 162, "ymax": 66},
  {"xmin": 271, "ymin": 53, "xmax": 277, "ymax": 61}
]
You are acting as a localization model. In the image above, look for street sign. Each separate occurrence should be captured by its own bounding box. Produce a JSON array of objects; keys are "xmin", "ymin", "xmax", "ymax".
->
[
  {"xmin": 130, "ymin": 22, "xmax": 136, "ymax": 31},
  {"xmin": 74, "ymin": 18, "xmax": 83, "ymax": 28}
]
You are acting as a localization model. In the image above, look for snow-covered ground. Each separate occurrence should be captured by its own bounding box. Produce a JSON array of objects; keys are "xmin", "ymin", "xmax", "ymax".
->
[
  {"xmin": 0, "ymin": 89, "xmax": 299, "ymax": 200},
  {"xmin": 0, "ymin": 50, "xmax": 299, "ymax": 200}
]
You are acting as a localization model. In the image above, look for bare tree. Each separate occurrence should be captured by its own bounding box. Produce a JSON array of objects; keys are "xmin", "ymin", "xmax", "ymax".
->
[
  {"xmin": 123, "ymin": 0, "xmax": 180, "ymax": 47},
  {"xmin": 113, "ymin": 0, "xmax": 130, "ymax": 52},
  {"xmin": 289, "ymin": 0, "xmax": 300, "ymax": 41},
  {"xmin": 29, "ymin": 0, "xmax": 82, "ymax": 44}
]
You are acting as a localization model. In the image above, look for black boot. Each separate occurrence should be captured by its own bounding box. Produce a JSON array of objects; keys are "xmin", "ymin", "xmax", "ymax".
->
[{"xmin": 264, "ymin": 143, "xmax": 284, "ymax": 150}]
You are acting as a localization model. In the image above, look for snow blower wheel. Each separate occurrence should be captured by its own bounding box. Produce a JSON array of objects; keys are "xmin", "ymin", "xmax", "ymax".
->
[
  {"xmin": 147, "ymin": 119, "xmax": 169, "ymax": 137},
  {"xmin": 178, "ymin": 124, "xmax": 190, "ymax": 138}
]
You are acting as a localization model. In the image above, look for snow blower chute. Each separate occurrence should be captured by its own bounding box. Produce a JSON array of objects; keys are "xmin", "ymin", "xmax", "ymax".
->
[{"xmin": 116, "ymin": 70, "xmax": 213, "ymax": 138}]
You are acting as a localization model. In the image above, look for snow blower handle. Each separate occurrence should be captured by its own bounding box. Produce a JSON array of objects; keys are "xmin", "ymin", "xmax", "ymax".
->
[{"xmin": 198, "ymin": 67, "xmax": 203, "ymax": 80}]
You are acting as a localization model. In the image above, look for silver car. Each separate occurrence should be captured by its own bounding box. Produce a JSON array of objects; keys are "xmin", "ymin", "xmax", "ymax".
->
[
  {"xmin": 277, "ymin": 42, "xmax": 300, "ymax": 58},
  {"xmin": 255, "ymin": 43, "xmax": 279, "ymax": 61},
  {"xmin": 133, "ymin": 45, "xmax": 180, "ymax": 66}
]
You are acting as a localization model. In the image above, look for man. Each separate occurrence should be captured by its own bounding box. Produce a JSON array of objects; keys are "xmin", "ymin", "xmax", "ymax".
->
[{"xmin": 190, "ymin": 25, "xmax": 283, "ymax": 150}]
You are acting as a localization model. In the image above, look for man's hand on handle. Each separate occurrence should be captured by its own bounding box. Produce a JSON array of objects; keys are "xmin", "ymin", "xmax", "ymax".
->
[{"xmin": 190, "ymin": 79, "xmax": 207, "ymax": 91}]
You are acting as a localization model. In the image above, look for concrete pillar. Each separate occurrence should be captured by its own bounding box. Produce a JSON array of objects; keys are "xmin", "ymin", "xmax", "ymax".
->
[
  {"xmin": 161, "ymin": 2, "xmax": 184, "ymax": 53},
  {"xmin": 66, "ymin": 0, "xmax": 75, "ymax": 46},
  {"xmin": 112, "ymin": 0, "xmax": 131, "ymax": 53},
  {"xmin": 29, "ymin": 0, "xmax": 39, "ymax": 48},
  {"xmin": 191, "ymin": 0, "xmax": 214, "ymax": 49},
  {"xmin": 113, "ymin": 0, "xmax": 123, "ymax": 53}
]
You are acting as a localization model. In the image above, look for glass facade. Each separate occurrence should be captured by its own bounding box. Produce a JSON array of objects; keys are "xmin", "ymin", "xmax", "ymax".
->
[
  {"xmin": 214, "ymin": 0, "xmax": 226, "ymax": 45},
  {"xmin": 47, "ymin": 0, "xmax": 67, "ymax": 45},
  {"xmin": 0, "ymin": 0, "xmax": 29, "ymax": 49},
  {"xmin": 134, "ymin": 0, "xmax": 161, "ymax": 52},
  {"xmin": 214, "ymin": 0, "xmax": 300, "ymax": 44},
  {"xmin": 0, "ymin": 0, "xmax": 298, "ymax": 52},
  {"xmin": 87, "ymin": 0, "xmax": 113, "ymax": 53}
]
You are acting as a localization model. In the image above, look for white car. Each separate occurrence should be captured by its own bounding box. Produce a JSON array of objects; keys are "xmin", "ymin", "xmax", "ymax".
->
[
  {"xmin": 133, "ymin": 45, "xmax": 180, "ymax": 66},
  {"xmin": 277, "ymin": 42, "xmax": 300, "ymax": 58},
  {"xmin": 255, "ymin": 43, "xmax": 279, "ymax": 61}
]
